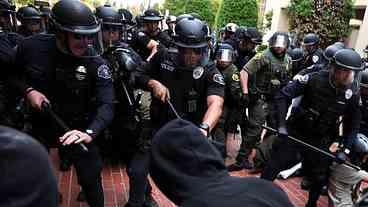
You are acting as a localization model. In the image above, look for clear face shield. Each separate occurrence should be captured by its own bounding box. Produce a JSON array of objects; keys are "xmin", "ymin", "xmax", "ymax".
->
[
  {"xmin": 178, "ymin": 46, "xmax": 208, "ymax": 70},
  {"xmin": 101, "ymin": 23, "xmax": 122, "ymax": 50},
  {"xmin": 216, "ymin": 48, "xmax": 233, "ymax": 69},
  {"xmin": 57, "ymin": 28, "xmax": 104, "ymax": 58},
  {"xmin": 0, "ymin": 10, "xmax": 16, "ymax": 32},
  {"xmin": 330, "ymin": 65, "xmax": 360, "ymax": 91},
  {"xmin": 270, "ymin": 35, "xmax": 288, "ymax": 57},
  {"xmin": 23, "ymin": 17, "xmax": 44, "ymax": 34}
]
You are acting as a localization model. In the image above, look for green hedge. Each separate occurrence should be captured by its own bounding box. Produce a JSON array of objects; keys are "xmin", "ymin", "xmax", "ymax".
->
[
  {"xmin": 217, "ymin": 0, "xmax": 258, "ymax": 28},
  {"xmin": 288, "ymin": 0, "xmax": 354, "ymax": 48}
]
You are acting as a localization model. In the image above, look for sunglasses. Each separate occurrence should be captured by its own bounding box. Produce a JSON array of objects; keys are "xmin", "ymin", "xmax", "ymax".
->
[{"xmin": 73, "ymin": 33, "xmax": 95, "ymax": 40}]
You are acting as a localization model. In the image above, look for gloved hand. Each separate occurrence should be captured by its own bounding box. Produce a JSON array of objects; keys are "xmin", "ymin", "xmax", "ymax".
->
[
  {"xmin": 277, "ymin": 126, "xmax": 288, "ymax": 139},
  {"xmin": 240, "ymin": 93, "xmax": 250, "ymax": 108},
  {"xmin": 335, "ymin": 149, "xmax": 349, "ymax": 164}
]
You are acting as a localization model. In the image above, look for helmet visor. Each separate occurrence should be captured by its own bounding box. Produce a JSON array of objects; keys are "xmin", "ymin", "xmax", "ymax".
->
[
  {"xmin": 0, "ymin": 10, "xmax": 16, "ymax": 32},
  {"xmin": 216, "ymin": 48, "xmax": 233, "ymax": 63},
  {"xmin": 272, "ymin": 35, "xmax": 288, "ymax": 48},
  {"xmin": 59, "ymin": 31, "xmax": 103, "ymax": 57},
  {"xmin": 178, "ymin": 46, "xmax": 208, "ymax": 69}
]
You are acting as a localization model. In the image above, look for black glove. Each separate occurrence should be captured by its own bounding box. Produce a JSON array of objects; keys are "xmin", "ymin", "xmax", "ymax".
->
[
  {"xmin": 335, "ymin": 149, "xmax": 350, "ymax": 164},
  {"xmin": 240, "ymin": 94, "xmax": 250, "ymax": 108},
  {"xmin": 277, "ymin": 126, "xmax": 288, "ymax": 139}
]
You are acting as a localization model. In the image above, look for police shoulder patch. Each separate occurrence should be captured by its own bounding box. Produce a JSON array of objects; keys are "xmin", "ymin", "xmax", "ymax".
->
[
  {"xmin": 232, "ymin": 73, "xmax": 240, "ymax": 81},
  {"xmin": 193, "ymin": 67, "xmax": 204, "ymax": 79},
  {"xmin": 97, "ymin": 64, "xmax": 112, "ymax": 79},
  {"xmin": 312, "ymin": 55, "xmax": 319, "ymax": 63},
  {"xmin": 296, "ymin": 74, "xmax": 309, "ymax": 84},
  {"xmin": 345, "ymin": 89, "xmax": 353, "ymax": 100},
  {"xmin": 213, "ymin": 73, "xmax": 225, "ymax": 85}
]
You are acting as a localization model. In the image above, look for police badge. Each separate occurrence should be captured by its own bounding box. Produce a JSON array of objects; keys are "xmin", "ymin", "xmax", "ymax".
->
[
  {"xmin": 345, "ymin": 89, "xmax": 353, "ymax": 100},
  {"xmin": 193, "ymin": 67, "xmax": 204, "ymax": 79}
]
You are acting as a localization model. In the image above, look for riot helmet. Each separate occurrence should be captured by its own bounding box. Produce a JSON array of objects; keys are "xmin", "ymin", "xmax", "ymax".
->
[
  {"xmin": 0, "ymin": 0, "xmax": 16, "ymax": 32},
  {"xmin": 289, "ymin": 47, "xmax": 304, "ymax": 74},
  {"xmin": 215, "ymin": 42, "xmax": 234, "ymax": 69},
  {"xmin": 166, "ymin": 15, "xmax": 176, "ymax": 32},
  {"xmin": 361, "ymin": 69, "xmax": 368, "ymax": 108},
  {"xmin": 118, "ymin": 8, "xmax": 133, "ymax": 25},
  {"xmin": 329, "ymin": 49, "xmax": 363, "ymax": 90},
  {"xmin": 175, "ymin": 14, "xmax": 192, "ymax": 24},
  {"xmin": 268, "ymin": 32, "xmax": 289, "ymax": 58},
  {"xmin": 323, "ymin": 43, "xmax": 344, "ymax": 62},
  {"xmin": 223, "ymin": 22, "xmax": 238, "ymax": 40},
  {"xmin": 50, "ymin": 0, "xmax": 103, "ymax": 57},
  {"xmin": 303, "ymin": 33, "xmax": 319, "ymax": 55},
  {"xmin": 173, "ymin": 17, "xmax": 210, "ymax": 69},
  {"xmin": 235, "ymin": 27, "xmax": 262, "ymax": 53},
  {"xmin": 17, "ymin": 5, "xmax": 44, "ymax": 35},
  {"xmin": 350, "ymin": 133, "xmax": 368, "ymax": 166},
  {"xmin": 141, "ymin": 9, "xmax": 163, "ymax": 36},
  {"xmin": 39, "ymin": 5, "xmax": 51, "ymax": 32},
  {"xmin": 95, "ymin": 5, "xmax": 122, "ymax": 49}
]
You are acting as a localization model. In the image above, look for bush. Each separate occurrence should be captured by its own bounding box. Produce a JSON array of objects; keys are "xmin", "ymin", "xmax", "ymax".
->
[
  {"xmin": 217, "ymin": 0, "xmax": 258, "ymax": 28},
  {"xmin": 288, "ymin": 0, "xmax": 354, "ymax": 48}
]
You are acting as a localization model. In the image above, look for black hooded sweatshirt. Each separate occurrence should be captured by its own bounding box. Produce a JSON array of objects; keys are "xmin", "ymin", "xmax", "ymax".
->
[
  {"xmin": 150, "ymin": 119, "xmax": 294, "ymax": 207},
  {"xmin": 0, "ymin": 126, "xmax": 58, "ymax": 207}
]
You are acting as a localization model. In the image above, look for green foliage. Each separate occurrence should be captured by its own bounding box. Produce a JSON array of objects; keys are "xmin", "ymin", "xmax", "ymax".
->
[
  {"xmin": 288, "ymin": 0, "xmax": 354, "ymax": 48},
  {"xmin": 15, "ymin": 0, "xmax": 33, "ymax": 7},
  {"xmin": 164, "ymin": 0, "xmax": 217, "ymax": 27},
  {"xmin": 217, "ymin": 0, "xmax": 258, "ymax": 28}
]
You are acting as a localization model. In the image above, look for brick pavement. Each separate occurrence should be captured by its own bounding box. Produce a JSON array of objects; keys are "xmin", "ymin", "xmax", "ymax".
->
[{"xmin": 51, "ymin": 149, "xmax": 328, "ymax": 207}]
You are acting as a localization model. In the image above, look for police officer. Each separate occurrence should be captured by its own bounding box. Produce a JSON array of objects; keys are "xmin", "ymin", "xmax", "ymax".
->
[
  {"xmin": 261, "ymin": 49, "xmax": 363, "ymax": 207},
  {"xmin": 360, "ymin": 69, "xmax": 368, "ymax": 136},
  {"xmin": 229, "ymin": 32, "xmax": 292, "ymax": 171},
  {"xmin": 16, "ymin": 5, "xmax": 44, "ymax": 37},
  {"xmin": 163, "ymin": 15, "xmax": 176, "ymax": 38},
  {"xmin": 11, "ymin": 0, "xmax": 114, "ymax": 206},
  {"xmin": 39, "ymin": 5, "xmax": 51, "ymax": 32},
  {"xmin": 301, "ymin": 33, "xmax": 324, "ymax": 68},
  {"xmin": 213, "ymin": 43, "xmax": 242, "ymax": 155},
  {"xmin": 230, "ymin": 26, "xmax": 262, "ymax": 70},
  {"xmin": 130, "ymin": 9, "xmax": 172, "ymax": 61},
  {"xmin": 0, "ymin": 0, "xmax": 24, "ymax": 128},
  {"xmin": 222, "ymin": 22, "xmax": 238, "ymax": 41},
  {"xmin": 289, "ymin": 47, "xmax": 304, "ymax": 76},
  {"xmin": 136, "ymin": 16, "xmax": 224, "ymax": 136}
]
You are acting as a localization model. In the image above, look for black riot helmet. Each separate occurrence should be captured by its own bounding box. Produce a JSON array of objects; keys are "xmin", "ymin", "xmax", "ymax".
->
[
  {"xmin": 303, "ymin": 33, "xmax": 319, "ymax": 46},
  {"xmin": 323, "ymin": 43, "xmax": 344, "ymax": 62},
  {"xmin": 173, "ymin": 17, "xmax": 210, "ymax": 69},
  {"xmin": 350, "ymin": 133, "xmax": 368, "ymax": 166},
  {"xmin": 215, "ymin": 42, "xmax": 234, "ymax": 69},
  {"xmin": 303, "ymin": 33, "xmax": 319, "ymax": 55},
  {"xmin": 360, "ymin": 69, "xmax": 368, "ymax": 98},
  {"xmin": 0, "ymin": 0, "xmax": 16, "ymax": 32},
  {"xmin": 268, "ymin": 32, "xmax": 289, "ymax": 58},
  {"xmin": 95, "ymin": 5, "xmax": 122, "ymax": 49},
  {"xmin": 176, "ymin": 13, "xmax": 192, "ymax": 24},
  {"xmin": 50, "ymin": 0, "xmax": 103, "ymax": 57},
  {"xmin": 173, "ymin": 17, "xmax": 210, "ymax": 48},
  {"xmin": 141, "ymin": 9, "xmax": 163, "ymax": 22},
  {"xmin": 118, "ymin": 8, "xmax": 133, "ymax": 25},
  {"xmin": 290, "ymin": 47, "xmax": 304, "ymax": 75},
  {"xmin": 330, "ymin": 49, "xmax": 363, "ymax": 89},
  {"xmin": 17, "ymin": 5, "xmax": 44, "ymax": 35}
]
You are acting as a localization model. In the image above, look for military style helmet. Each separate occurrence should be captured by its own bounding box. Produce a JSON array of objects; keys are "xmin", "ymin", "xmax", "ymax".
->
[
  {"xmin": 0, "ymin": 0, "xmax": 16, "ymax": 32},
  {"xmin": 141, "ymin": 9, "xmax": 163, "ymax": 22},
  {"xmin": 175, "ymin": 14, "xmax": 192, "ymax": 24},
  {"xmin": 323, "ymin": 43, "xmax": 344, "ymax": 61},
  {"xmin": 332, "ymin": 49, "xmax": 364, "ymax": 71},
  {"xmin": 166, "ymin": 15, "xmax": 176, "ymax": 24},
  {"xmin": 173, "ymin": 17, "xmax": 210, "ymax": 48},
  {"xmin": 95, "ymin": 5, "xmax": 121, "ymax": 26},
  {"xmin": 50, "ymin": 0, "xmax": 103, "ymax": 57},
  {"xmin": 225, "ymin": 23, "xmax": 238, "ymax": 34},
  {"xmin": 303, "ymin": 33, "xmax": 319, "ymax": 46},
  {"xmin": 39, "ymin": 5, "xmax": 50, "ymax": 17},
  {"xmin": 17, "ymin": 5, "xmax": 41, "ymax": 22},
  {"xmin": 290, "ymin": 47, "xmax": 304, "ymax": 62}
]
